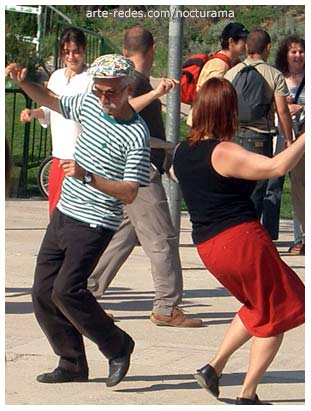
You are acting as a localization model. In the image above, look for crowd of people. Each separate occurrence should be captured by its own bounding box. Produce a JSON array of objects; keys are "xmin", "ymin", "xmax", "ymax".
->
[{"xmin": 5, "ymin": 21, "xmax": 305, "ymax": 405}]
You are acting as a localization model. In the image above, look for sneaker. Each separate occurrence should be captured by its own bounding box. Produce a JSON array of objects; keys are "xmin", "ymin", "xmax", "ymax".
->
[{"xmin": 150, "ymin": 307, "xmax": 203, "ymax": 327}]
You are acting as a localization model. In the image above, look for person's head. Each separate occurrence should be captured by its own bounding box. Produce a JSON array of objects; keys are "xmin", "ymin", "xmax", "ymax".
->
[
  {"xmin": 123, "ymin": 26, "xmax": 155, "ymax": 67},
  {"xmin": 59, "ymin": 27, "xmax": 87, "ymax": 72},
  {"xmin": 275, "ymin": 35, "xmax": 305, "ymax": 75},
  {"xmin": 220, "ymin": 22, "xmax": 248, "ymax": 58},
  {"xmin": 246, "ymin": 30, "xmax": 271, "ymax": 60},
  {"xmin": 189, "ymin": 77, "xmax": 239, "ymax": 145},
  {"xmin": 87, "ymin": 54, "xmax": 135, "ymax": 117}
]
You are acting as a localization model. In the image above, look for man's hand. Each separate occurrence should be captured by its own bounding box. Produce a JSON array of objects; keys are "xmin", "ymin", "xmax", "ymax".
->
[
  {"xmin": 153, "ymin": 77, "xmax": 179, "ymax": 98},
  {"xmin": 59, "ymin": 160, "xmax": 86, "ymax": 180},
  {"xmin": 20, "ymin": 109, "xmax": 34, "ymax": 122},
  {"xmin": 288, "ymin": 103, "xmax": 303, "ymax": 117},
  {"xmin": 5, "ymin": 63, "xmax": 27, "ymax": 84}
]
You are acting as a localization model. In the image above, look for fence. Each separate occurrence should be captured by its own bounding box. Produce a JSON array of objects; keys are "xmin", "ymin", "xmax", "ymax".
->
[
  {"xmin": 5, "ymin": 89, "xmax": 52, "ymax": 196},
  {"xmin": 6, "ymin": 24, "xmax": 118, "ymax": 197}
]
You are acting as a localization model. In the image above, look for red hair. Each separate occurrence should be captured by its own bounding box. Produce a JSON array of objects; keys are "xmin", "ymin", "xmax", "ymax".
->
[{"xmin": 188, "ymin": 77, "xmax": 239, "ymax": 145}]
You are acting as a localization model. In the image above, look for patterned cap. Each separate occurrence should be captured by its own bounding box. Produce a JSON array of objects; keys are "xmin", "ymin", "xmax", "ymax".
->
[{"xmin": 87, "ymin": 54, "xmax": 135, "ymax": 79}]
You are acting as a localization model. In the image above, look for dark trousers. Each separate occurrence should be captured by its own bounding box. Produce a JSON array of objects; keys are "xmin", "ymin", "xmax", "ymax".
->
[
  {"xmin": 32, "ymin": 209, "xmax": 129, "ymax": 373},
  {"xmin": 233, "ymin": 128, "xmax": 273, "ymax": 220}
]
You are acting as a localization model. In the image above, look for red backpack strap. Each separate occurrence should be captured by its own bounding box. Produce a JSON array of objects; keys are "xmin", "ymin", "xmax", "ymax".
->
[
  {"xmin": 182, "ymin": 53, "xmax": 209, "ymax": 69},
  {"xmin": 210, "ymin": 52, "xmax": 232, "ymax": 69}
]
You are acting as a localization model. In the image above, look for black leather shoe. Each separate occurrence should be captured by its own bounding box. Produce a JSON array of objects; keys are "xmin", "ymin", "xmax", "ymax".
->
[
  {"xmin": 235, "ymin": 394, "xmax": 272, "ymax": 405},
  {"xmin": 36, "ymin": 367, "xmax": 88, "ymax": 383},
  {"xmin": 106, "ymin": 336, "xmax": 135, "ymax": 387},
  {"xmin": 194, "ymin": 364, "xmax": 220, "ymax": 397}
]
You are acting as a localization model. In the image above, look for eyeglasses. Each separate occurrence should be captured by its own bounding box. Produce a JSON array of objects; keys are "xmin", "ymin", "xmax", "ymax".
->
[{"xmin": 92, "ymin": 84, "xmax": 127, "ymax": 100}]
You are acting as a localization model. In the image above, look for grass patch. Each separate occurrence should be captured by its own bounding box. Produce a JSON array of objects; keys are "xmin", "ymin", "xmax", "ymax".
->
[
  {"xmin": 6, "ymin": 89, "xmax": 51, "ymax": 197},
  {"xmin": 280, "ymin": 174, "xmax": 292, "ymax": 219}
]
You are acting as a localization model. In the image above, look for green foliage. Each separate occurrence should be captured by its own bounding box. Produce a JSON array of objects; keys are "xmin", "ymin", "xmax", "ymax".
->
[
  {"xmin": 182, "ymin": 5, "xmax": 304, "ymax": 58},
  {"xmin": 5, "ymin": 5, "xmax": 304, "ymax": 205},
  {"xmin": 5, "ymin": 34, "xmax": 38, "ymax": 81},
  {"xmin": 153, "ymin": 46, "xmax": 169, "ymax": 77},
  {"xmin": 5, "ymin": 9, "xmax": 58, "ymax": 81}
]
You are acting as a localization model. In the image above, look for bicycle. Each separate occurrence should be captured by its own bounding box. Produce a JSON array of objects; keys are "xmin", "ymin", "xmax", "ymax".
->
[{"xmin": 37, "ymin": 155, "xmax": 53, "ymax": 199}]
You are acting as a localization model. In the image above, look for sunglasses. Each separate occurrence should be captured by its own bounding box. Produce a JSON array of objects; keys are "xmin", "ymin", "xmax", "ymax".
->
[{"xmin": 92, "ymin": 84, "xmax": 127, "ymax": 100}]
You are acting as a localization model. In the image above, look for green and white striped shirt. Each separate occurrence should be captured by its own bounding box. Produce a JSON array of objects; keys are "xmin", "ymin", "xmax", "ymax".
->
[{"xmin": 57, "ymin": 93, "xmax": 150, "ymax": 231}]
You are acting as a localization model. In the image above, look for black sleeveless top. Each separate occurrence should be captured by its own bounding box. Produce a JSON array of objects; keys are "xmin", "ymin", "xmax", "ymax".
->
[{"xmin": 174, "ymin": 139, "xmax": 257, "ymax": 244}]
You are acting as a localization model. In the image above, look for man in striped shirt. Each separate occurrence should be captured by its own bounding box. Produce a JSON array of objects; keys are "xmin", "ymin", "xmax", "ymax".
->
[{"xmin": 6, "ymin": 55, "xmax": 150, "ymax": 386}]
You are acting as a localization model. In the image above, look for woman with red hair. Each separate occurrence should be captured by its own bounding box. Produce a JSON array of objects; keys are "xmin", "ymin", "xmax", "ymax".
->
[{"xmin": 173, "ymin": 77, "xmax": 305, "ymax": 405}]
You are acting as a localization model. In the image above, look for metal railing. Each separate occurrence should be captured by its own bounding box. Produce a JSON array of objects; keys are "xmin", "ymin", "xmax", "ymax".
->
[
  {"xmin": 5, "ymin": 88, "xmax": 51, "ymax": 196},
  {"xmin": 6, "ymin": 21, "xmax": 119, "ymax": 197}
]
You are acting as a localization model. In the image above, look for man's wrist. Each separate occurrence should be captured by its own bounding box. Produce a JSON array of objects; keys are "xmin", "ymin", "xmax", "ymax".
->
[{"xmin": 16, "ymin": 78, "xmax": 27, "ymax": 87}]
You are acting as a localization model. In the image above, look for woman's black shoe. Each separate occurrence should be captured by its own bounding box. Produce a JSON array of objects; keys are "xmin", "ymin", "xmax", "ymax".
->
[
  {"xmin": 36, "ymin": 367, "xmax": 88, "ymax": 383},
  {"xmin": 194, "ymin": 364, "xmax": 220, "ymax": 397},
  {"xmin": 235, "ymin": 394, "xmax": 272, "ymax": 405}
]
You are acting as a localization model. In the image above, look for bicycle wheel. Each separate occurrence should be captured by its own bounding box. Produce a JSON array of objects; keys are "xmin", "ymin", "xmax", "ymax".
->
[{"xmin": 37, "ymin": 156, "xmax": 53, "ymax": 199}]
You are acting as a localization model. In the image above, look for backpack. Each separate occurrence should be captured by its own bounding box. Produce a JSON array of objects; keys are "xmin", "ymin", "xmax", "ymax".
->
[
  {"xmin": 180, "ymin": 52, "xmax": 232, "ymax": 105},
  {"xmin": 231, "ymin": 63, "xmax": 270, "ymax": 124}
]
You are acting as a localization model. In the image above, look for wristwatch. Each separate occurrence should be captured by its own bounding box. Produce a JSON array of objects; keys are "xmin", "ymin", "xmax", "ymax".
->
[{"xmin": 82, "ymin": 171, "xmax": 93, "ymax": 185}]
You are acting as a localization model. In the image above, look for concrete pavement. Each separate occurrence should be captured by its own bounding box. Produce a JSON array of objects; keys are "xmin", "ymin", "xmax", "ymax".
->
[{"xmin": 5, "ymin": 199, "xmax": 305, "ymax": 406}]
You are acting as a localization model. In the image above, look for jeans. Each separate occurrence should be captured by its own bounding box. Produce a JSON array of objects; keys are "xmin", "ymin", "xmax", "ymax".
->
[
  {"xmin": 233, "ymin": 128, "xmax": 273, "ymax": 225},
  {"xmin": 262, "ymin": 175, "xmax": 285, "ymax": 239}
]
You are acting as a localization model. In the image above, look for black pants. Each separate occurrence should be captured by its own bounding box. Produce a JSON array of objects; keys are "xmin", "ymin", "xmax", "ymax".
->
[
  {"xmin": 32, "ymin": 209, "xmax": 129, "ymax": 373},
  {"xmin": 233, "ymin": 128, "xmax": 273, "ymax": 219}
]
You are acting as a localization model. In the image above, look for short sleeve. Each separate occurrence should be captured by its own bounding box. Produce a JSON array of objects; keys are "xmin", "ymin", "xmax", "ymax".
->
[
  {"xmin": 59, "ymin": 93, "xmax": 85, "ymax": 122},
  {"xmin": 38, "ymin": 106, "xmax": 50, "ymax": 128},
  {"xmin": 274, "ymin": 73, "xmax": 290, "ymax": 97},
  {"xmin": 123, "ymin": 124, "xmax": 150, "ymax": 186}
]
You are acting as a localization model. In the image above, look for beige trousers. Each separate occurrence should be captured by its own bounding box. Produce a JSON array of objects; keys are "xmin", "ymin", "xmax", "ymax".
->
[{"xmin": 88, "ymin": 167, "xmax": 183, "ymax": 315}]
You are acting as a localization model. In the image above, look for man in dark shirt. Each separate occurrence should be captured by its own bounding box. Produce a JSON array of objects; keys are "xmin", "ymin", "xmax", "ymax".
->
[{"xmin": 88, "ymin": 26, "xmax": 202, "ymax": 327}]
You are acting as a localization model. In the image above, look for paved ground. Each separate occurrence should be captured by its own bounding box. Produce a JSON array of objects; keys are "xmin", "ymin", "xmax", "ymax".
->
[{"xmin": 5, "ymin": 199, "xmax": 305, "ymax": 406}]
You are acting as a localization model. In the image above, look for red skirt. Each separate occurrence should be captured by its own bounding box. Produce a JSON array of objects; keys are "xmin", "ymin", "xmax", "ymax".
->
[
  {"xmin": 197, "ymin": 220, "xmax": 305, "ymax": 337},
  {"xmin": 48, "ymin": 158, "xmax": 65, "ymax": 218}
]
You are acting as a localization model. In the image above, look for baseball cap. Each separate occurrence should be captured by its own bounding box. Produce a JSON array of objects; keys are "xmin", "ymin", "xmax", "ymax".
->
[
  {"xmin": 87, "ymin": 54, "xmax": 135, "ymax": 79},
  {"xmin": 221, "ymin": 22, "xmax": 249, "ymax": 41}
]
